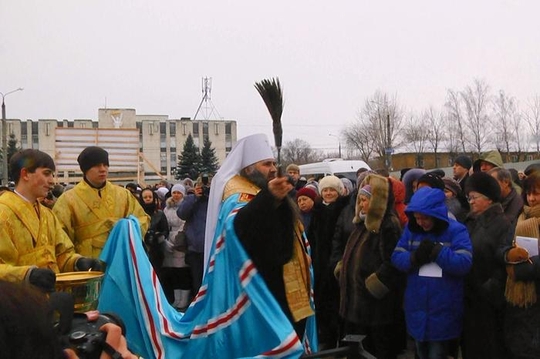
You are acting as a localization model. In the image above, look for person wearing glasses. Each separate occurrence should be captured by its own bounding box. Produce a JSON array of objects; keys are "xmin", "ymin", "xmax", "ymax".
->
[{"xmin": 461, "ymin": 172, "xmax": 514, "ymax": 359}]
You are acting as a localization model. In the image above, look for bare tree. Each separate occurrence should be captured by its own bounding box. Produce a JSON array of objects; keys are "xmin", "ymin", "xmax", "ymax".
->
[
  {"xmin": 511, "ymin": 107, "xmax": 527, "ymax": 160},
  {"xmin": 492, "ymin": 90, "xmax": 517, "ymax": 160},
  {"xmin": 281, "ymin": 138, "xmax": 321, "ymax": 165},
  {"xmin": 343, "ymin": 91, "xmax": 403, "ymax": 167},
  {"xmin": 461, "ymin": 78, "xmax": 492, "ymax": 154},
  {"xmin": 425, "ymin": 107, "xmax": 446, "ymax": 167},
  {"xmin": 403, "ymin": 114, "xmax": 431, "ymax": 167},
  {"xmin": 342, "ymin": 120, "xmax": 377, "ymax": 163},
  {"xmin": 445, "ymin": 89, "xmax": 467, "ymax": 153},
  {"xmin": 524, "ymin": 95, "xmax": 540, "ymax": 154},
  {"xmin": 403, "ymin": 114, "xmax": 430, "ymax": 153}
]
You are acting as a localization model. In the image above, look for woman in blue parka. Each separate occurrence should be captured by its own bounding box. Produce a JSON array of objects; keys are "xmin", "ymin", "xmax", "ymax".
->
[{"xmin": 391, "ymin": 187, "xmax": 473, "ymax": 359}]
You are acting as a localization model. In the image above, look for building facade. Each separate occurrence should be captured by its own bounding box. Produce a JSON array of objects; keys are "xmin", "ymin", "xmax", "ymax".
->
[{"xmin": 1, "ymin": 108, "xmax": 237, "ymax": 183}]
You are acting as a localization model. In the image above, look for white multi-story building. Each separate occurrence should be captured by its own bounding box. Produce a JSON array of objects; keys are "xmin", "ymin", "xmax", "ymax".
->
[{"xmin": 1, "ymin": 108, "xmax": 237, "ymax": 183}]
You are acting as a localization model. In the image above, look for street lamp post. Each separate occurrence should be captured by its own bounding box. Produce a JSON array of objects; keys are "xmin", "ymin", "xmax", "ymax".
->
[
  {"xmin": 1, "ymin": 88, "xmax": 24, "ymax": 185},
  {"xmin": 329, "ymin": 133, "xmax": 342, "ymax": 158}
]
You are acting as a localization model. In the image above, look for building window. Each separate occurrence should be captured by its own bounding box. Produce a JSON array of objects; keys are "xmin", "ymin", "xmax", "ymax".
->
[
  {"xmin": 203, "ymin": 122, "xmax": 208, "ymax": 138},
  {"xmin": 136, "ymin": 122, "xmax": 143, "ymax": 150},
  {"xmin": 193, "ymin": 122, "xmax": 199, "ymax": 137},
  {"xmin": 527, "ymin": 154, "xmax": 533, "ymax": 161},
  {"xmin": 160, "ymin": 122, "xmax": 166, "ymax": 148},
  {"xmin": 21, "ymin": 122, "xmax": 28, "ymax": 149},
  {"xmin": 45, "ymin": 123, "xmax": 50, "ymax": 136},
  {"xmin": 182, "ymin": 123, "xmax": 187, "ymax": 136},
  {"xmin": 214, "ymin": 123, "xmax": 219, "ymax": 135},
  {"xmin": 225, "ymin": 122, "xmax": 232, "ymax": 151},
  {"xmin": 32, "ymin": 122, "xmax": 39, "ymax": 148},
  {"xmin": 160, "ymin": 152, "xmax": 167, "ymax": 173}
]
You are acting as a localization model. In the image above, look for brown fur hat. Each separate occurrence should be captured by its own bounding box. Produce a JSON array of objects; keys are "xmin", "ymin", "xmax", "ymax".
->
[{"xmin": 353, "ymin": 173, "xmax": 389, "ymax": 232}]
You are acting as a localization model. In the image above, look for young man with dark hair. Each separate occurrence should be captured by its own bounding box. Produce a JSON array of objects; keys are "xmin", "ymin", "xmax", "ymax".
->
[
  {"xmin": 0, "ymin": 149, "xmax": 101, "ymax": 293},
  {"xmin": 53, "ymin": 146, "xmax": 149, "ymax": 258}
]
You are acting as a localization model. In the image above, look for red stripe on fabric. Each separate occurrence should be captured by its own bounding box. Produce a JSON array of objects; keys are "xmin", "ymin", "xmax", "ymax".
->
[
  {"xmin": 239, "ymin": 260, "xmax": 256, "ymax": 284},
  {"xmin": 261, "ymin": 333, "xmax": 301, "ymax": 357},
  {"xmin": 128, "ymin": 223, "xmax": 165, "ymax": 359},
  {"xmin": 192, "ymin": 294, "xmax": 250, "ymax": 336}
]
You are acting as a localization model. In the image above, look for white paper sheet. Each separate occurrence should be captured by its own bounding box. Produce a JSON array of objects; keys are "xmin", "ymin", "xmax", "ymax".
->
[
  {"xmin": 516, "ymin": 236, "xmax": 539, "ymax": 257},
  {"xmin": 418, "ymin": 262, "xmax": 443, "ymax": 278}
]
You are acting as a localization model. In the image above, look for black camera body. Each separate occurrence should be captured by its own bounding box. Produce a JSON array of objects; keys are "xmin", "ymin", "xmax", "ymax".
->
[
  {"xmin": 51, "ymin": 292, "xmax": 125, "ymax": 359},
  {"xmin": 61, "ymin": 313, "xmax": 124, "ymax": 359}
]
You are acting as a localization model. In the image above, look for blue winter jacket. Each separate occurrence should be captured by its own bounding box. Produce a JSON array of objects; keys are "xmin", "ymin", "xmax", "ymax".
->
[{"xmin": 391, "ymin": 187, "xmax": 473, "ymax": 342}]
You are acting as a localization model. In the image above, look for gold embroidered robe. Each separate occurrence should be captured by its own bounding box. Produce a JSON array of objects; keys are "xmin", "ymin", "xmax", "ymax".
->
[
  {"xmin": 0, "ymin": 191, "xmax": 81, "ymax": 282},
  {"xmin": 53, "ymin": 180, "xmax": 149, "ymax": 258}
]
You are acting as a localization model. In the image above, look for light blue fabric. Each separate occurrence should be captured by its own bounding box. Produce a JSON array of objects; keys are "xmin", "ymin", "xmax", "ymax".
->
[{"xmin": 98, "ymin": 208, "xmax": 317, "ymax": 359}]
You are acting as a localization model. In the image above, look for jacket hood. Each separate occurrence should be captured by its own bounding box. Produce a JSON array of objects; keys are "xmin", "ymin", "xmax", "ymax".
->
[
  {"xmin": 405, "ymin": 187, "xmax": 449, "ymax": 232},
  {"xmin": 402, "ymin": 168, "xmax": 426, "ymax": 204},
  {"xmin": 473, "ymin": 150, "xmax": 503, "ymax": 172}
]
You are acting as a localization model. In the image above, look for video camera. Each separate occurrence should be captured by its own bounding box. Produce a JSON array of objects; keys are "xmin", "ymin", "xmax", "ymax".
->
[{"xmin": 51, "ymin": 292, "xmax": 126, "ymax": 359}]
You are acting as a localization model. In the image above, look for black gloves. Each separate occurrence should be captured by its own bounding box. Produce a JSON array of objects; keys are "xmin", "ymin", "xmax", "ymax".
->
[
  {"xmin": 28, "ymin": 267, "xmax": 56, "ymax": 292},
  {"xmin": 412, "ymin": 240, "xmax": 436, "ymax": 266},
  {"xmin": 75, "ymin": 257, "xmax": 105, "ymax": 272}
]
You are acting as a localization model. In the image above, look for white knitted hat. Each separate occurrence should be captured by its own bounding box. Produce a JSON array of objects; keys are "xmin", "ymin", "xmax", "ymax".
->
[{"xmin": 318, "ymin": 175, "xmax": 344, "ymax": 195}]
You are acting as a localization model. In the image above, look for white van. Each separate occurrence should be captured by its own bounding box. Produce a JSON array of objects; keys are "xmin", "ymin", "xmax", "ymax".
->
[{"xmin": 298, "ymin": 159, "xmax": 371, "ymax": 184}]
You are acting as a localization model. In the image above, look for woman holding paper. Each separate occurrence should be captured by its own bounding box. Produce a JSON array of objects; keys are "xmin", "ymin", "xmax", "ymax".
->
[
  {"xmin": 462, "ymin": 172, "xmax": 514, "ymax": 359},
  {"xmin": 504, "ymin": 171, "xmax": 540, "ymax": 358},
  {"xmin": 391, "ymin": 186, "xmax": 472, "ymax": 359}
]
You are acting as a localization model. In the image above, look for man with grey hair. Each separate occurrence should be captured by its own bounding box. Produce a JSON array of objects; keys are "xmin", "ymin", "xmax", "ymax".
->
[
  {"xmin": 488, "ymin": 167, "xmax": 524, "ymax": 228},
  {"xmin": 205, "ymin": 133, "xmax": 315, "ymax": 340}
]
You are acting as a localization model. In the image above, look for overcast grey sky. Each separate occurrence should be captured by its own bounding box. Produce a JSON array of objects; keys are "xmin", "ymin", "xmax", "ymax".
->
[{"xmin": 1, "ymin": 0, "xmax": 539, "ymax": 153}]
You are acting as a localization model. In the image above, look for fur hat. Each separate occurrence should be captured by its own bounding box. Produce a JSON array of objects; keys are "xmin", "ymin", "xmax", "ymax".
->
[
  {"xmin": 454, "ymin": 155, "xmax": 472, "ymax": 170},
  {"xmin": 77, "ymin": 146, "xmax": 109, "ymax": 174},
  {"xmin": 417, "ymin": 173, "xmax": 445, "ymax": 191},
  {"xmin": 318, "ymin": 175, "xmax": 344, "ymax": 195},
  {"xmin": 353, "ymin": 174, "xmax": 389, "ymax": 232},
  {"xmin": 442, "ymin": 177, "xmax": 461, "ymax": 197},
  {"xmin": 286, "ymin": 164, "xmax": 300, "ymax": 173},
  {"xmin": 465, "ymin": 172, "xmax": 501, "ymax": 202},
  {"xmin": 296, "ymin": 187, "xmax": 317, "ymax": 202}
]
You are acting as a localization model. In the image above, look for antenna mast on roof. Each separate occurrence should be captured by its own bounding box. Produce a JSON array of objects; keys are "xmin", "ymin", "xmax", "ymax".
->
[{"xmin": 193, "ymin": 77, "xmax": 222, "ymax": 120}]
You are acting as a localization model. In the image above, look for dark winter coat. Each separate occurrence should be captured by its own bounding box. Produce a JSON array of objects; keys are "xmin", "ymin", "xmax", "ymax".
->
[
  {"xmin": 339, "ymin": 175, "xmax": 403, "ymax": 326},
  {"xmin": 500, "ymin": 187, "xmax": 524, "ymax": 229},
  {"xmin": 392, "ymin": 187, "xmax": 472, "ymax": 341},
  {"xmin": 177, "ymin": 193, "xmax": 208, "ymax": 254},
  {"xmin": 461, "ymin": 203, "xmax": 514, "ymax": 359}
]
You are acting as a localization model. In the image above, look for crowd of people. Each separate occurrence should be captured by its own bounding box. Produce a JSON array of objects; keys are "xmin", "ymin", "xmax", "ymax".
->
[{"xmin": 2, "ymin": 139, "xmax": 540, "ymax": 359}]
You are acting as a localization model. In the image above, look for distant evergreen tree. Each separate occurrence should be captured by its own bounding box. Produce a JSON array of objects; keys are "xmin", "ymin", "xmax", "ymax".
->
[
  {"xmin": 7, "ymin": 133, "xmax": 20, "ymax": 181},
  {"xmin": 200, "ymin": 137, "xmax": 219, "ymax": 175},
  {"xmin": 176, "ymin": 133, "xmax": 201, "ymax": 180}
]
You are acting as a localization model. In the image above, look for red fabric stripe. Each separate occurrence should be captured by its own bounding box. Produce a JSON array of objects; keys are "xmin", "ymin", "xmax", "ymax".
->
[{"xmin": 192, "ymin": 294, "xmax": 250, "ymax": 335}]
